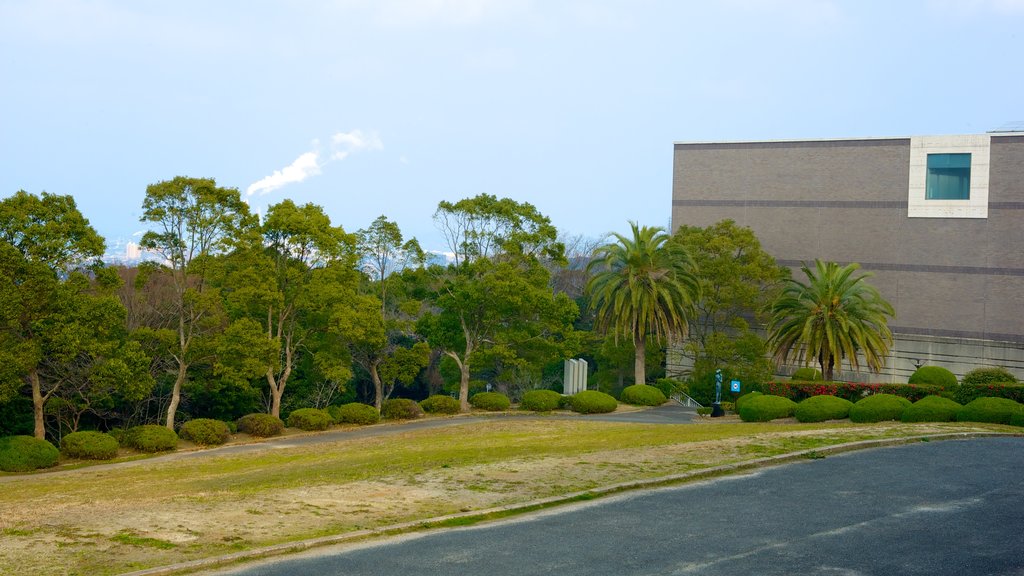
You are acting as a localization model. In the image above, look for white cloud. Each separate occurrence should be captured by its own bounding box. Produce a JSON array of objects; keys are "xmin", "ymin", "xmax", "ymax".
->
[
  {"xmin": 246, "ymin": 151, "xmax": 322, "ymax": 197},
  {"xmin": 246, "ymin": 130, "xmax": 383, "ymax": 197},
  {"xmin": 332, "ymin": 129, "xmax": 382, "ymax": 150}
]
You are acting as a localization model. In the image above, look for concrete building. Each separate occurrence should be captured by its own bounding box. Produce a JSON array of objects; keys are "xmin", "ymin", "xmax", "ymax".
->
[{"xmin": 670, "ymin": 132, "xmax": 1024, "ymax": 382}]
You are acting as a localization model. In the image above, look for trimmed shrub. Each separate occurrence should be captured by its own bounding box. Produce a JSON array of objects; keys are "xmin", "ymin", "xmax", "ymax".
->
[
  {"xmin": 569, "ymin": 390, "xmax": 618, "ymax": 414},
  {"xmin": 61, "ymin": 431, "xmax": 119, "ymax": 460},
  {"xmin": 178, "ymin": 419, "xmax": 231, "ymax": 446},
  {"xmin": 0, "ymin": 435, "xmax": 60, "ymax": 472},
  {"xmin": 849, "ymin": 394, "xmax": 911, "ymax": 423},
  {"xmin": 469, "ymin": 392, "xmax": 511, "ymax": 411},
  {"xmin": 236, "ymin": 413, "xmax": 285, "ymax": 438},
  {"xmin": 520, "ymin": 390, "xmax": 562, "ymax": 412},
  {"xmin": 125, "ymin": 425, "xmax": 178, "ymax": 453},
  {"xmin": 908, "ymin": 366, "xmax": 957, "ymax": 388},
  {"xmin": 761, "ymin": 381, "xmax": 941, "ymax": 403},
  {"xmin": 381, "ymin": 398, "xmax": 424, "ymax": 420},
  {"xmin": 962, "ymin": 367, "xmax": 1018, "ymax": 386},
  {"xmin": 1010, "ymin": 411, "xmax": 1024, "ymax": 428},
  {"xmin": 956, "ymin": 397, "xmax": 1022, "ymax": 425},
  {"xmin": 901, "ymin": 395, "xmax": 963, "ymax": 423},
  {"xmin": 738, "ymin": 395, "xmax": 797, "ymax": 422},
  {"xmin": 653, "ymin": 378, "xmax": 684, "ymax": 399},
  {"xmin": 791, "ymin": 367, "xmax": 822, "ymax": 381},
  {"xmin": 620, "ymin": 384, "xmax": 668, "ymax": 406},
  {"xmin": 329, "ymin": 403, "xmax": 380, "ymax": 425},
  {"xmin": 286, "ymin": 408, "xmax": 332, "ymax": 431},
  {"xmin": 953, "ymin": 383, "xmax": 1024, "ymax": 405},
  {"xmin": 557, "ymin": 394, "xmax": 574, "ymax": 410},
  {"xmin": 720, "ymin": 401, "xmax": 735, "ymax": 412},
  {"xmin": 735, "ymin": 391, "xmax": 763, "ymax": 414},
  {"xmin": 696, "ymin": 407, "xmax": 713, "ymax": 416},
  {"xmin": 420, "ymin": 395, "xmax": 461, "ymax": 415},
  {"xmin": 794, "ymin": 395, "xmax": 854, "ymax": 423}
]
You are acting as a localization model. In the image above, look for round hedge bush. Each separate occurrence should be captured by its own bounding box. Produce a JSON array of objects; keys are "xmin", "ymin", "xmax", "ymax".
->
[
  {"xmin": 470, "ymin": 392, "xmax": 511, "ymax": 411},
  {"xmin": 1010, "ymin": 410, "xmax": 1024, "ymax": 428},
  {"xmin": 329, "ymin": 403, "xmax": 380, "ymax": 425},
  {"xmin": 848, "ymin": 394, "xmax": 912, "ymax": 423},
  {"xmin": 962, "ymin": 367, "xmax": 1018, "ymax": 386},
  {"xmin": 286, "ymin": 408, "xmax": 332, "ymax": 431},
  {"xmin": 791, "ymin": 367, "xmax": 822, "ymax": 381},
  {"xmin": 420, "ymin": 395, "xmax": 461, "ymax": 415},
  {"xmin": 0, "ymin": 435, "xmax": 60, "ymax": 472},
  {"xmin": 738, "ymin": 394, "xmax": 797, "ymax": 422},
  {"xmin": 956, "ymin": 397, "xmax": 1022, "ymax": 424},
  {"xmin": 735, "ymin": 391, "xmax": 763, "ymax": 414},
  {"xmin": 125, "ymin": 425, "xmax": 178, "ymax": 453},
  {"xmin": 382, "ymin": 398, "xmax": 425, "ymax": 420},
  {"xmin": 60, "ymin": 431, "xmax": 119, "ymax": 460},
  {"xmin": 901, "ymin": 395, "xmax": 963, "ymax": 423},
  {"xmin": 794, "ymin": 395, "xmax": 854, "ymax": 423},
  {"xmin": 569, "ymin": 390, "xmax": 618, "ymax": 414},
  {"xmin": 619, "ymin": 384, "xmax": 668, "ymax": 406},
  {"xmin": 236, "ymin": 413, "xmax": 285, "ymax": 438},
  {"xmin": 178, "ymin": 419, "xmax": 231, "ymax": 446},
  {"xmin": 908, "ymin": 366, "xmax": 958, "ymax": 388},
  {"xmin": 520, "ymin": 389, "xmax": 563, "ymax": 412}
]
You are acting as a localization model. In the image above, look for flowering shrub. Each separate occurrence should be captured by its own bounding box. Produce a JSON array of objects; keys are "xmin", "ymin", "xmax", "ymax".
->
[
  {"xmin": 761, "ymin": 381, "xmax": 941, "ymax": 403},
  {"xmin": 953, "ymin": 384, "xmax": 1024, "ymax": 404}
]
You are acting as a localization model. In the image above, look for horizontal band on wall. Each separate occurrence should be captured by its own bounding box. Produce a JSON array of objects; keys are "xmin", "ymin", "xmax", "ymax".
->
[
  {"xmin": 674, "ymin": 138, "xmax": 910, "ymax": 151},
  {"xmin": 673, "ymin": 199, "xmax": 907, "ymax": 208},
  {"xmin": 776, "ymin": 259, "xmax": 1024, "ymax": 278},
  {"xmin": 890, "ymin": 325, "xmax": 1024, "ymax": 345},
  {"xmin": 673, "ymin": 199, "xmax": 1024, "ymax": 209}
]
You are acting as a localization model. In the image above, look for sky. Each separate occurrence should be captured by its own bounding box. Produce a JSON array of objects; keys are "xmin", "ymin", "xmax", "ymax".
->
[{"xmin": 2, "ymin": 0, "xmax": 1023, "ymax": 257}]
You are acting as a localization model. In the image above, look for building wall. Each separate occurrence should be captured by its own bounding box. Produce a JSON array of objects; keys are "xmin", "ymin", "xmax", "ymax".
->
[{"xmin": 670, "ymin": 134, "xmax": 1024, "ymax": 381}]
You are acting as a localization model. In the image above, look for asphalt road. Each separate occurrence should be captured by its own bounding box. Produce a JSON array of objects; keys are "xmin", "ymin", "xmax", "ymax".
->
[{"xmin": 213, "ymin": 437, "xmax": 1024, "ymax": 576}]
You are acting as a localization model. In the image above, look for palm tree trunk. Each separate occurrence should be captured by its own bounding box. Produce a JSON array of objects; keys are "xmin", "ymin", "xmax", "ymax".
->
[{"xmin": 634, "ymin": 333, "xmax": 646, "ymax": 385}]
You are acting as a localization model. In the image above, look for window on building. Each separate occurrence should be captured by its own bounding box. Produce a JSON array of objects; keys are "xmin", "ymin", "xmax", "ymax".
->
[{"xmin": 926, "ymin": 153, "xmax": 971, "ymax": 200}]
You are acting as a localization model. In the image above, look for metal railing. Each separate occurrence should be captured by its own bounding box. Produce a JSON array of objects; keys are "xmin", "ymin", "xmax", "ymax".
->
[{"xmin": 672, "ymin": 393, "xmax": 703, "ymax": 408}]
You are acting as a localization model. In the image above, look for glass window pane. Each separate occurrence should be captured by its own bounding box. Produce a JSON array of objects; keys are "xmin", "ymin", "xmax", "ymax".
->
[{"xmin": 926, "ymin": 153, "xmax": 971, "ymax": 200}]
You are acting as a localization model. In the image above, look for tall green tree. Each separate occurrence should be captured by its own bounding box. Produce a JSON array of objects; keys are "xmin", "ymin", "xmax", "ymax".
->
[
  {"xmin": 671, "ymin": 220, "xmax": 787, "ymax": 384},
  {"xmin": 766, "ymin": 260, "xmax": 895, "ymax": 381},
  {"xmin": 139, "ymin": 176, "xmax": 252, "ymax": 429},
  {"xmin": 357, "ymin": 215, "xmax": 424, "ymax": 318},
  {"xmin": 586, "ymin": 222, "xmax": 700, "ymax": 386},
  {"xmin": 0, "ymin": 192, "xmax": 149, "ymax": 439},
  {"xmin": 421, "ymin": 195, "xmax": 578, "ymax": 411},
  {"xmin": 220, "ymin": 200, "xmax": 356, "ymax": 417}
]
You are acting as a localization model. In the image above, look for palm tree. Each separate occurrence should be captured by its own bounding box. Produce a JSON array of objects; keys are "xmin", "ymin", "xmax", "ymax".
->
[
  {"xmin": 766, "ymin": 260, "xmax": 895, "ymax": 381},
  {"xmin": 586, "ymin": 222, "xmax": 700, "ymax": 385}
]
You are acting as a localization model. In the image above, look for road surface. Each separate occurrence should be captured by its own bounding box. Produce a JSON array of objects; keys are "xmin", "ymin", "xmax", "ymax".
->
[{"xmin": 213, "ymin": 436, "xmax": 1024, "ymax": 576}]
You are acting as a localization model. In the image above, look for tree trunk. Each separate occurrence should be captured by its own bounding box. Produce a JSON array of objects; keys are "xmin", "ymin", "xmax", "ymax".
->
[
  {"xmin": 459, "ymin": 361, "xmax": 471, "ymax": 412},
  {"xmin": 165, "ymin": 359, "xmax": 187, "ymax": 430},
  {"xmin": 445, "ymin": 351, "xmax": 471, "ymax": 412},
  {"xmin": 267, "ymin": 344, "xmax": 293, "ymax": 418},
  {"xmin": 30, "ymin": 369, "xmax": 45, "ymax": 440},
  {"xmin": 820, "ymin": 352, "xmax": 835, "ymax": 382},
  {"xmin": 370, "ymin": 362, "xmax": 384, "ymax": 411},
  {"xmin": 634, "ymin": 333, "xmax": 646, "ymax": 385}
]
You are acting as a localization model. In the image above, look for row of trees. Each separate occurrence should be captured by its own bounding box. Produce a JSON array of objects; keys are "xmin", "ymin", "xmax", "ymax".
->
[{"xmin": 0, "ymin": 178, "xmax": 897, "ymax": 441}]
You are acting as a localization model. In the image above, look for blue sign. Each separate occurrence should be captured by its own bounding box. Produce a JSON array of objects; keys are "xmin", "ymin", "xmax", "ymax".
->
[{"xmin": 730, "ymin": 380, "xmax": 741, "ymax": 393}]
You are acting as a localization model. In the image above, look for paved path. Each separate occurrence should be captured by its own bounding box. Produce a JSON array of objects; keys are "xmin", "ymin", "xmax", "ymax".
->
[{"xmin": 212, "ymin": 437, "xmax": 1024, "ymax": 576}]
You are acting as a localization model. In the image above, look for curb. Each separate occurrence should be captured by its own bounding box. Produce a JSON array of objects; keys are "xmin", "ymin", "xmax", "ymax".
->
[{"xmin": 120, "ymin": 431, "xmax": 1020, "ymax": 575}]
